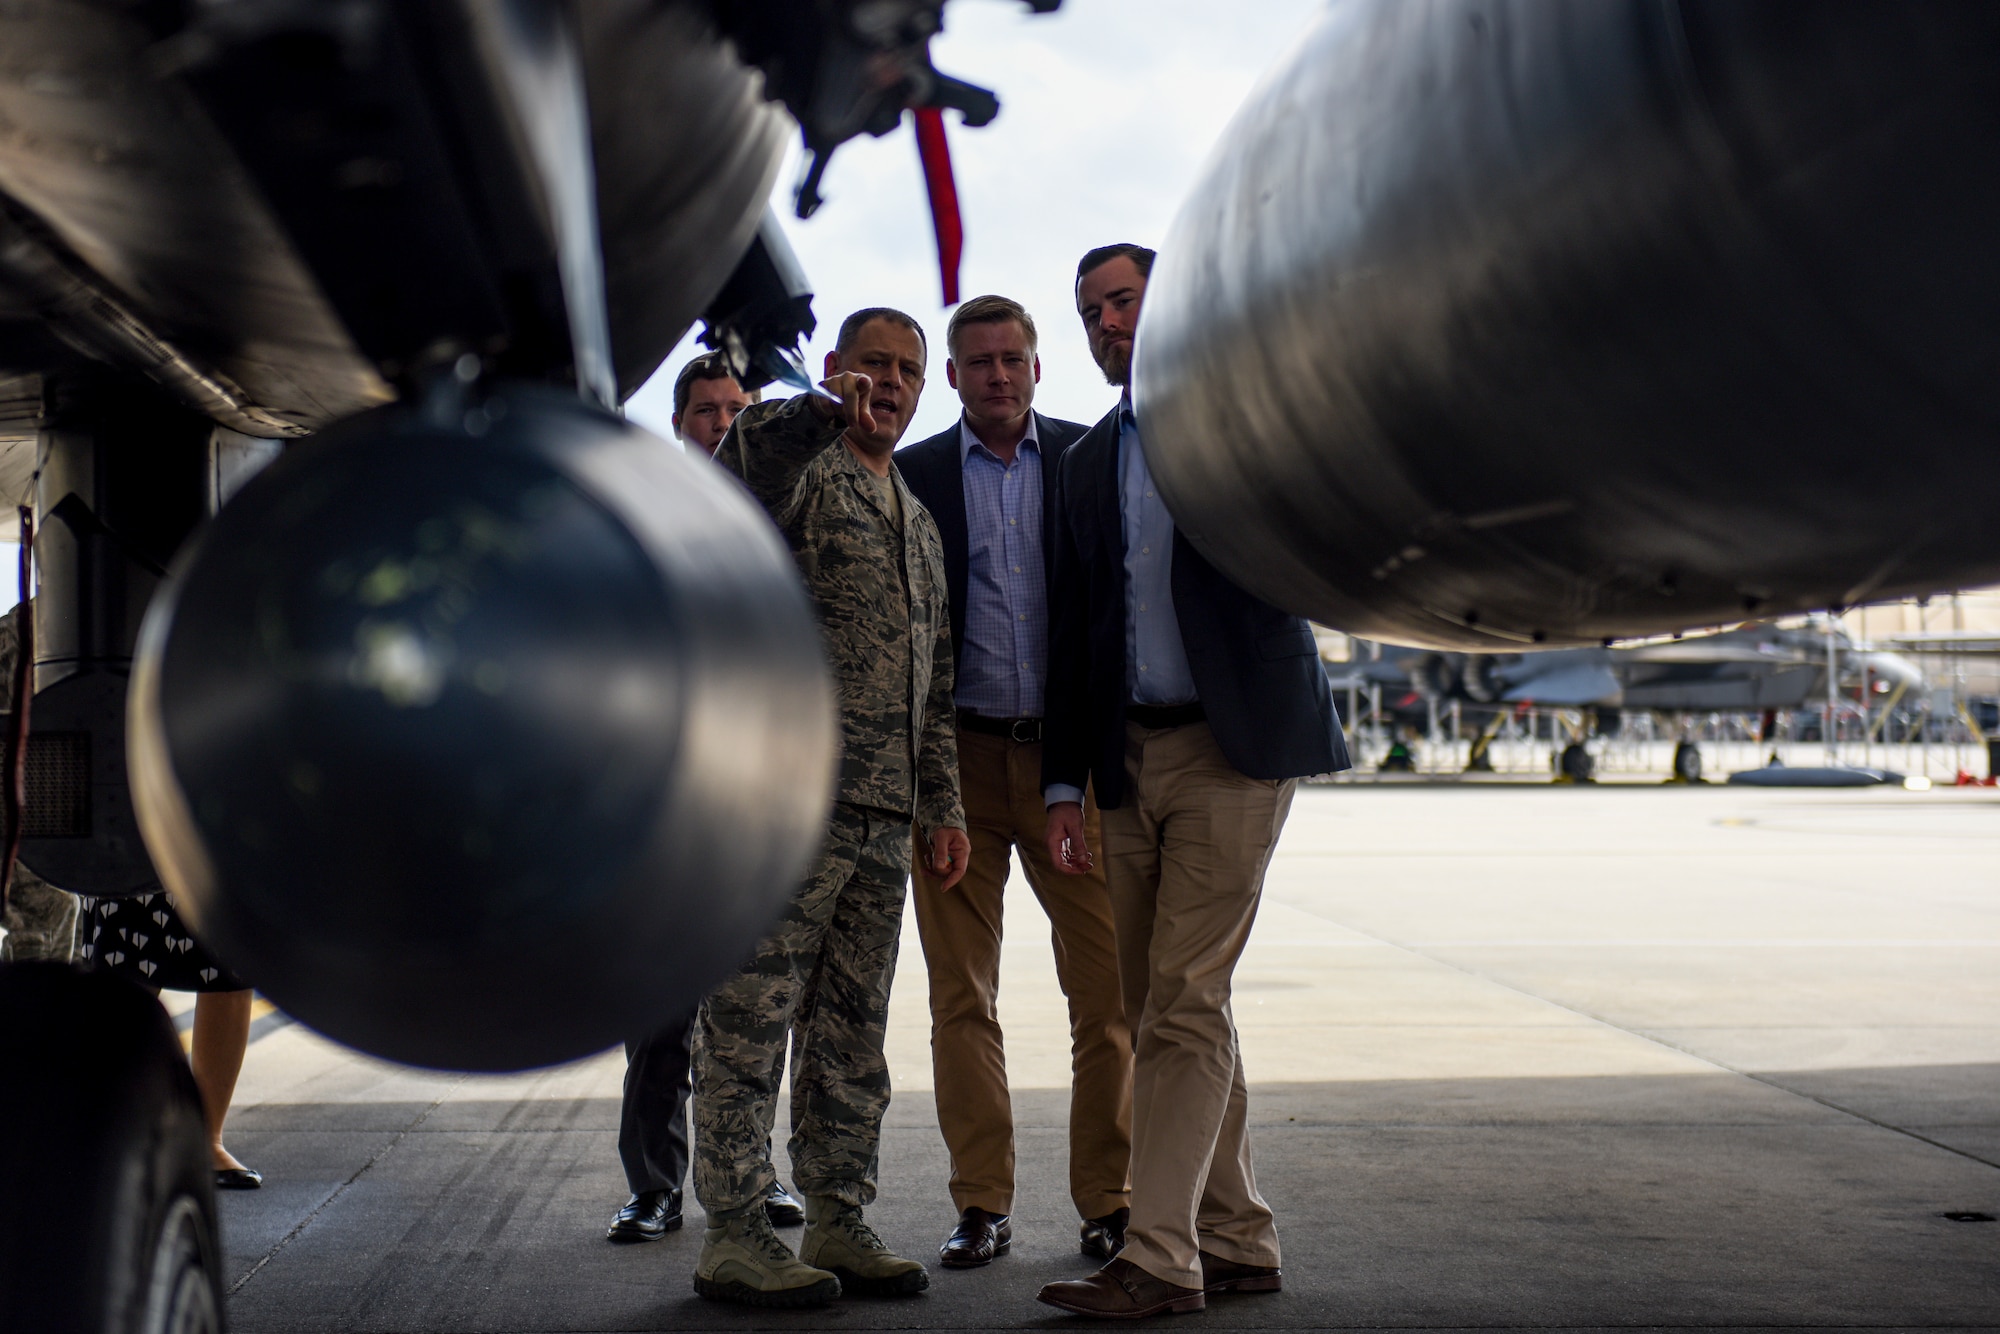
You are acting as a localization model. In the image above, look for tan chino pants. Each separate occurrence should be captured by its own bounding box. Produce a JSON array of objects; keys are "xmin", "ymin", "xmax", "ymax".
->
[
  {"xmin": 1099, "ymin": 719, "xmax": 1296, "ymax": 1290},
  {"xmin": 912, "ymin": 726, "xmax": 1133, "ymax": 1219}
]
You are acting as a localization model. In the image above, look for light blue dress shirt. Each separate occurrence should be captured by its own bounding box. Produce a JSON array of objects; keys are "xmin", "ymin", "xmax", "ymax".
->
[
  {"xmin": 1119, "ymin": 393, "xmax": 1197, "ymax": 706},
  {"xmin": 1046, "ymin": 394, "xmax": 1198, "ymax": 809},
  {"xmin": 955, "ymin": 416, "xmax": 1046, "ymax": 718}
]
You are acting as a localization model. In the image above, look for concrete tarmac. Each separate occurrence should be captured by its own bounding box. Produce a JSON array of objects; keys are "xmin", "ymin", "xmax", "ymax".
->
[{"xmin": 211, "ymin": 784, "xmax": 2000, "ymax": 1333}]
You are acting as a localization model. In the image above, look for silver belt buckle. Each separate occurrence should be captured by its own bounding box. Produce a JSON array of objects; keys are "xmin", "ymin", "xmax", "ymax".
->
[{"xmin": 1010, "ymin": 718, "xmax": 1039, "ymax": 744}]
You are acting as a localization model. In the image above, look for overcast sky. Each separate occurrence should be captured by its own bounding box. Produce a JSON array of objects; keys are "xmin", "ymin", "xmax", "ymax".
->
[{"xmin": 623, "ymin": 0, "xmax": 1329, "ymax": 444}]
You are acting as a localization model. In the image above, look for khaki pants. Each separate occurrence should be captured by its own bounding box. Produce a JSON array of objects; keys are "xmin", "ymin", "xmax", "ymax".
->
[
  {"xmin": 912, "ymin": 727, "xmax": 1132, "ymax": 1219},
  {"xmin": 1100, "ymin": 720, "xmax": 1295, "ymax": 1290}
]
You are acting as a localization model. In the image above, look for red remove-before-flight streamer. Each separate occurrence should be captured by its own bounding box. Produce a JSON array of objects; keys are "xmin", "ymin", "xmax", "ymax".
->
[{"xmin": 913, "ymin": 107, "xmax": 963, "ymax": 306}]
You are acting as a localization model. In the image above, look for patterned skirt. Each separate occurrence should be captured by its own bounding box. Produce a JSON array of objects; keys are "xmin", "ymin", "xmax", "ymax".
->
[{"xmin": 76, "ymin": 892, "xmax": 248, "ymax": 993}]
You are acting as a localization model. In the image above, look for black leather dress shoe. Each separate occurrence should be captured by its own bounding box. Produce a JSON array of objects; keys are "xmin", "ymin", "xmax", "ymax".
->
[
  {"xmin": 214, "ymin": 1167, "xmax": 263, "ymax": 1191},
  {"xmin": 938, "ymin": 1206, "xmax": 1011, "ymax": 1268},
  {"xmin": 606, "ymin": 1189, "xmax": 682, "ymax": 1242},
  {"xmin": 762, "ymin": 1180, "xmax": 806, "ymax": 1227},
  {"xmin": 1080, "ymin": 1207, "xmax": 1129, "ymax": 1261}
]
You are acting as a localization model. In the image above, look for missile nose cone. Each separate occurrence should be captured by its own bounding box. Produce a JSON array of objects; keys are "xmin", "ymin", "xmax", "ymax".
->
[{"xmin": 129, "ymin": 385, "xmax": 835, "ymax": 1071}]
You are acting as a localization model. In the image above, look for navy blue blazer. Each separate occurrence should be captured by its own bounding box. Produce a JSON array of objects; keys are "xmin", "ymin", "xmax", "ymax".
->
[
  {"xmin": 1042, "ymin": 406, "xmax": 1350, "ymax": 809},
  {"xmin": 893, "ymin": 410, "xmax": 1090, "ymax": 674}
]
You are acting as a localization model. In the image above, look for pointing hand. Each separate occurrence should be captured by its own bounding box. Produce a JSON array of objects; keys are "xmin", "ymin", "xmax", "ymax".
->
[{"xmin": 815, "ymin": 371, "xmax": 878, "ymax": 438}]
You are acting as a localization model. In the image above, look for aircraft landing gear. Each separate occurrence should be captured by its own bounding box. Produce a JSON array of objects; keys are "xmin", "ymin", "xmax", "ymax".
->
[
  {"xmin": 1670, "ymin": 740, "xmax": 1704, "ymax": 784},
  {"xmin": 0, "ymin": 962, "xmax": 223, "ymax": 1333},
  {"xmin": 1463, "ymin": 711, "xmax": 1506, "ymax": 773},
  {"xmin": 1556, "ymin": 742, "xmax": 1596, "ymax": 783}
]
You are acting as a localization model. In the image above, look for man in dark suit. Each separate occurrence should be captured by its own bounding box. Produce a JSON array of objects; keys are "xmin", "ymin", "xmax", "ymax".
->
[
  {"xmin": 603, "ymin": 354, "xmax": 802, "ymax": 1246},
  {"xmin": 896, "ymin": 296, "xmax": 1135, "ymax": 1271},
  {"xmin": 1036, "ymin": 245, "xmax": 1350, "ymax": 1319}
]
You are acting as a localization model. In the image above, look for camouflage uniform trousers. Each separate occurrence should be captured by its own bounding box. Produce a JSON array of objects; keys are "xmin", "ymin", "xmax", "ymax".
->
[
  {"xmin": 1, "ymin": 865, "xmax": 76, "ymax": 963},
  {"xmin": 693, "ymin": 801, "xmax": 912, "ymax": 1218}
]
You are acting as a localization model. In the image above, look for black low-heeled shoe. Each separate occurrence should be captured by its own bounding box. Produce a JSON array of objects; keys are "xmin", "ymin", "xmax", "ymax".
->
[
  {"xmin": 607, "ymin": 1189, "xmax": 683, "ymax": 1242},
  {"xmin": 215, "ymin": 1167, "xmax": 264, "ymax": 1190},
  {"xmin": 763, "ymin": 1181, "xmax": 806, "ymax": 1227}
]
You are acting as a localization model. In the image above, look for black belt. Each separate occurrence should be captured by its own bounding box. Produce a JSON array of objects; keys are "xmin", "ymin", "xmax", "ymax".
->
[
  {"xmin": 958, "ymin": 710, "xmax": 1042, "ymax": 743},
  {"xmin": 1126, "ymin": 701, "xmax": 1206, "ymax": 729}
]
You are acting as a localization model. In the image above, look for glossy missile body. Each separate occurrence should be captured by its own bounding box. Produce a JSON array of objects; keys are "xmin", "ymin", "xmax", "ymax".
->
[{"xmin": 1138, "ymin": 0, "xmax": 2000, "ymax": 650}]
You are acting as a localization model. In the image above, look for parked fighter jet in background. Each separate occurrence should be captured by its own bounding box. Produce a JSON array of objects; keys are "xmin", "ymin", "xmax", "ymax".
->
[
  {"xmin": 1323, "ymin": 617, "xmax": 1928, "ymax": 781},
  {"xmin": 1330, "ymin": 618, "xmax": 1924, "ymax": 716}
]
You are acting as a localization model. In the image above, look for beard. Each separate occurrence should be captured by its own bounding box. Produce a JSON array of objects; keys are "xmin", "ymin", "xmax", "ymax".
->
[{"xmin": 1095, "ymin": 341, "xmax": 1132, "ymax": 387}]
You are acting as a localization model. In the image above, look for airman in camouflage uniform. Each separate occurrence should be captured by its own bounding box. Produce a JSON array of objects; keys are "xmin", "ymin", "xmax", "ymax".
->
[{"xmin": 693, "ymin": 308, "xmax": 968, "ymax": 1308}]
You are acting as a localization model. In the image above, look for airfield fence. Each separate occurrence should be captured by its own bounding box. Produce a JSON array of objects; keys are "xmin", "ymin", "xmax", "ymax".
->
[{"xmin": 1322, "ymin": 694, "xmax": 1992, "ymax": 784}]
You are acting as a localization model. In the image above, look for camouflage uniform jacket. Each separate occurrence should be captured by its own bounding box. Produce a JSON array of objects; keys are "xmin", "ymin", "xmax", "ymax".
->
[{"xmin": 718, "ymin": 396, "xmax": 964, "ymax": 835}]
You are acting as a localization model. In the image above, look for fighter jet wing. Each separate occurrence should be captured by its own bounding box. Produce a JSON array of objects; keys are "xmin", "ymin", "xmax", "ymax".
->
[
  {"xmin": 1501, "ymin": 662, "xmax": 1622, "ymax": 706},
  {"xmin": 1617, "ymin": 643, "xmax": 1810, "ymax": 665}
]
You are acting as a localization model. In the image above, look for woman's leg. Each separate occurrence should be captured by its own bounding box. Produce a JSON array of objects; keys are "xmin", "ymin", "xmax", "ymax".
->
[{"xmin": 191, "ymin": 990, "xmax": 253, "ymax": 1171}]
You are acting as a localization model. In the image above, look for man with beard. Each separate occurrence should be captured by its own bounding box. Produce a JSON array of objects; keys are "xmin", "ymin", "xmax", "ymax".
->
[
  {"xmin": 1036, "ymin": 245, "xmax": 1349, "ymax": 1318},
  {"xmin": 695, "ymin": 308, "xmax": 970, "ymax": 1308},
  {"xmin": 895, "ymin": 295, "xmax": 1133, "ymax": 1270}
]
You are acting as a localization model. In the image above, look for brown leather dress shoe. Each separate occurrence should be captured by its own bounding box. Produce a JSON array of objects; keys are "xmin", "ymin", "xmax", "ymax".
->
[
  {"xmin": 1079, "ymin": 1206, "xmax": 1129, "ymax": 1261},
  {"xmin": 1037, "ymin": 1258, "xmax": 1205, "ymax": 1319},
  {"xmin": 1199, "ymin": 1250, "xmax": 1282, "ymax": 1294},
  {"xmin": 939, "ymin": 1206, "xmax": 1011, "ymax": 1267}
]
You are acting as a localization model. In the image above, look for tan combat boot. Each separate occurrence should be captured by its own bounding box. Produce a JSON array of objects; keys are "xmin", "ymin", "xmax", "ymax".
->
[
  {"xmin": 692, "ymin": 1207, "xmax": 842, "ymax": 1308},
  {"xmin": 799, "ymin": 1196, "xmax": 930, "ymax": 1297}
]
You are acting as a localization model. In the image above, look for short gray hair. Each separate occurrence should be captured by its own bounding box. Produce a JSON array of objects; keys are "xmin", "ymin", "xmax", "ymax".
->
[{"xmin": 835, "ymin": 307, "xmax": 928, "ymax": 359}]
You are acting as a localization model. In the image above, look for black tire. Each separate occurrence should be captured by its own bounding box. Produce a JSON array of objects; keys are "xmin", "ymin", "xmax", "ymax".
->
[
  {"xmin": 0, "ymin": 961, "xmax": 223, "ymax": 1334},
  {"xmin": 1417, "ymin": 653, "xmax": 1459, "ymax": 699},
  {"xmin": 1462, "ymin": 655, "xmax": 1504, "ymax": 704},
  {"xmin": 1672, "ymin": 740, "xmax": 1704, "ymax": 784},
  {"xmin": 1558, "ymin": 742, "xmax": 1596, "ymax": 783}
]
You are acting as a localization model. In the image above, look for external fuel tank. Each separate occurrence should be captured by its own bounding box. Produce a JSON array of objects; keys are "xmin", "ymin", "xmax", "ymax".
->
[{"xmin": 1136, "ymin": 0, "xmax": 2000, "ymax": 650}]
